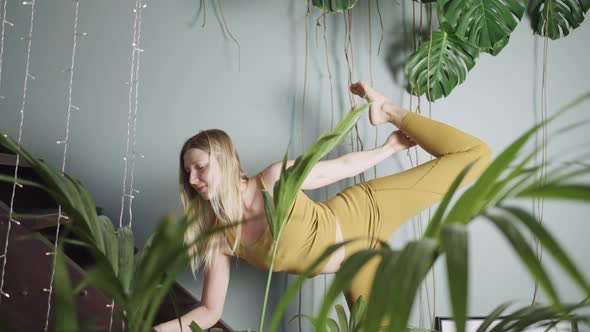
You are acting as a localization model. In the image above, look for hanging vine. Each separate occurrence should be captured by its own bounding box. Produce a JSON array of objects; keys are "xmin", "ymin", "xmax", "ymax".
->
[
  {"xmin": 532, "ymin": 0, "xmax": 552, "ymax": 305},
  {"xmin": 217, "ymin": 0, "xmax": 241, "ymax": 72},
  {"xmin": 200, "ymin": 0, "xmax": 206, "ymax": 28}
]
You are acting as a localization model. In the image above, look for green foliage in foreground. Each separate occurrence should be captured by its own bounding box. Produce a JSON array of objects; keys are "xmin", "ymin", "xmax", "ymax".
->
[
  {"xmin": 2, "ymin": 92, "xmax": 590, "ymax": 331},
  {"xmin": 0, "ymin": 133, "xmax": 234, "ymax": 332},
  {"xmin": 268, "ymin": 91, "xmax": 590, "ymax": 332}
]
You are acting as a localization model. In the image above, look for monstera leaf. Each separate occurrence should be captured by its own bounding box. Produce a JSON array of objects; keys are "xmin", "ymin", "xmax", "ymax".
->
[
  {"xmin": 405, "ymin": 30, "xmax": 479, "ymax": 101},
  {"xmin": 529, "ymin": 0, "xmax": 590, "ymax": 39},
  {"xmin": 438, "ymin": 0, "xmax": 525, "ymax": 52},
  {"xmin": 312, "ymin": 0, "xmax": 358, "ymax": 12}
]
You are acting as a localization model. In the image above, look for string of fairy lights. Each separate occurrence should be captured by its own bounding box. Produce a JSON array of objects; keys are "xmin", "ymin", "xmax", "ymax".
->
[
  {"xmin": 43, "ymin": 0, "xmax": 82, "ymax": 330},
  {"xmin": 0, "ymin": 1, "xmax": 147, "ymax": 331},
  {"xmin": 0, "ymin": 0, "xmax": 37, "ymax": 302},
  {"xmin": 110, "ymin": 0, "xmax": 146, "ymax": 330},
  {"xmin": 0, "ymin": 0, "xmax": 12, "ymax": 297},
  {"xmin": 118, "ymin": 0, "xmax": 145, "ymax": 230},
  {"xmin": 126, "ymin": 0, "xmax": 146, "ymax": 230}
]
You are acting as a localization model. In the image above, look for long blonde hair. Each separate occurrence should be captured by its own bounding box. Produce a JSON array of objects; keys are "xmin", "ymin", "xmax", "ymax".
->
[{"xmin": 179, "ymin": 129, "xmax": 246, "ymax": 277}]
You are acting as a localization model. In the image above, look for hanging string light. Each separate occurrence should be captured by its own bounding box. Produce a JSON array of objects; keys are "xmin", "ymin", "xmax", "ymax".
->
[
  {"xmin": 118, "ymin": 0, "xmax": 144, "ymax": 230},
  {"xmin": 0, "ymin": 0, "xmax": 37, "ymax": 302},
  {"xmin": 42, "ymin": 0, "xmax": 82, "ymax": 330},
  {"xmin": 111, "ymin": 0, "xmax": 145, "ymax": 330},
  {"xmin": 127, "ymin": 0, "xmax": 146, "ymax": 229}
]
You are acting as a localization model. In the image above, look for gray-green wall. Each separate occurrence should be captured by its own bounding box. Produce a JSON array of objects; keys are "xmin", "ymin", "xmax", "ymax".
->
[{"xmin": 1, "ymin": 0, "xmax": 589, "ymax": 331}]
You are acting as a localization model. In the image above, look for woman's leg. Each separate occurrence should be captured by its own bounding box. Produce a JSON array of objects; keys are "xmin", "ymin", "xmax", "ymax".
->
[
  {"xmin": 367, "ymin": 111, "xmax": 492, "ymax": 239},
  {"xmin": 329, "ymin": 82, "xmax": 492, "ymax": 309}
]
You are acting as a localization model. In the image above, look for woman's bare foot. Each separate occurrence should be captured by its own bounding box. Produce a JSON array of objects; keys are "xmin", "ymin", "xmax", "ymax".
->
[{"xmin": 350, "ymin": 81, "xmax": 396, "ymax": 126}]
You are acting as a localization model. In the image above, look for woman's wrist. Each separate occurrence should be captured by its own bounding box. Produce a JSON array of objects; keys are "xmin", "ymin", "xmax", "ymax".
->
[{"xmin": 380, "ymin": 141, "xmax": 397, "ymax": 155}]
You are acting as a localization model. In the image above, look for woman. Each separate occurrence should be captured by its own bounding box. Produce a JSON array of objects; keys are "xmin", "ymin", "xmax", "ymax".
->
[{"xmin": 153, "ymin": 82, "xmax": 492, "ymax": 331}]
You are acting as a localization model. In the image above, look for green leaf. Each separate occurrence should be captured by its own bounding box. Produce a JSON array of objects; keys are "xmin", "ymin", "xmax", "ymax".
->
[
  {"xmin": 52, "ymin": 245, "xmax": 79, "ymax": 332},
  {"xmin": 327, "ymin": 318, "xmax": 341, "ymax": 332},
  {"xmin": 262, "ymin": 104, "xmax": 367, "ymax": 332},
  {"xmin": 272, "ymin": 103, "xmax": 368, "ymax": 241},
  {"xmin": 501, "ymin": 206, "xmax": 590, "ymax": 296},
  {"xmin": 118, "ymin": 226, "xmax": 135, "ymax": 295},
  {"xmin": 365, "ymin": 240, "xmax": 438, "ymax": 332},
  {"xmin": 134, "ymin": 231, "xmax": 155, "ymax": 275},
  {"xmin": 424, "ymin": 161, "xmax": 475, "ymax": 238},
  {"xmin": 98, "ymin": 216, "xmax": 119, "ymax": 277},
  {"xmin": 335, "ymin": 304, "xmax": 348, "ymax": 332},
  {"xmin": 529, "ymin": 0, "xmax": 590, "ymax": 39},
  {"xmin": 444, "ymin": 113, "xmax": 550, "ymax": 225},
  {"xmin": 476, "ymin": 301, "xmax": 515, "ymax": 332},
  {"xmin": 83, "ymin": 264, "xmax": 126, "ymax": 306},
  {"xmin": 488, "ymin": 301, "xmax": 588, "ymax": 332},
  {"xmin": 127, "ymin": 215, "xmax": 191, "ymax": 332},
  {"xmin": 485, "ymin": 213, "xmax": 561, "ymax": 305},
  {"xmin": 363, "ymin": 251, "xmax": 399, "ymax": 331},
  {"xmin": 288, "ymin": 314, "xmax": 320, "ymax": 329},
  {"xmin": 517, "ymin": 184, "xmax": 590, "ymax": 203},
  {"xmin": 269, "ymin": 240, "xmax": 357, "ymax": 331},
  {"xmin": 487, "ymin": 35, "xmax": 510, "ymax": 55},
  {"xmin": 66, "ymin": 174, "xmax": 101, "ymax": 238},
  {"xmin": 349, "ymin": 296, "xmax": 366, "ymax": 332},
  {"xmin": 0, "ymin": 174, "xmax": 49, "ymax": 191},
  {"xmin": 441, "ymin": 224, "xmax": 469, "ymax": 332},
  {"xmin": 437, "ymin": 0, "xmax": 525, "ymax": 50},
  {"xmin": 405, "ymin": 31, "xmax": 480, "ymax": 101},
  {"xmin": 307, "ymin": 248, "xmax": 387, "ymax": 332},
  {"xmin": 139, "ymin": 254, "xmax": 188, "ymax": 332},
  {"xmin": 262, "ymin": 185, "xmax": 276, "ymax": 237},
  {"xmin": 312, "ymin": 0, "xmax": 358, "ymax": 12},
  {"xmin": 189, "ymin": 321, "xmax": 203, "ymax": 332}
]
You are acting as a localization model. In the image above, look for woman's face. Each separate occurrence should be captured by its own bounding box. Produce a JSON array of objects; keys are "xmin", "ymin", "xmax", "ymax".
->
[{"xmin": 183, "ymin": 148, "xmax": 213, "ymax": 200}]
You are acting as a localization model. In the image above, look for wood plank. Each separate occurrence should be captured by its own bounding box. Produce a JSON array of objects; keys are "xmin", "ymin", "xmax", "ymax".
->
[{"xmin": 0, "ymin": 153, "xmax": 29, "ymax": 167}]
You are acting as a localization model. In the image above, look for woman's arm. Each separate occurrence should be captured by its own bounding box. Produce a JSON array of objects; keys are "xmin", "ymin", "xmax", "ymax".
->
[
  {"xmin": 153, "ymin": 250, "xmax": 231, "ymax": 332},
  {"xmin": 261, "ymin": 131, "xmax": 416, "ymax": 192}
]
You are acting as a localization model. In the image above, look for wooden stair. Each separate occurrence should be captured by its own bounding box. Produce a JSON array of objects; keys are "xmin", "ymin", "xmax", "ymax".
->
[{"xmin": 0, "ymin": 151, "xmax": 234, "ymax": 331}]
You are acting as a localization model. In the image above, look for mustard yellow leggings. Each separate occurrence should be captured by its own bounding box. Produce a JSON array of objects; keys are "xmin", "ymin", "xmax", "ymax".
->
[{"xmin": 322, "ymin": 112, "xmax": 492, "ymax": 308}]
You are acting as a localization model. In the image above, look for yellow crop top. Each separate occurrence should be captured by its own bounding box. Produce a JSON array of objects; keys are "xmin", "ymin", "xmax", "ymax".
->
[{"xmin": 224, "ymin": 173, "xmax": 336, "ymax": 276}]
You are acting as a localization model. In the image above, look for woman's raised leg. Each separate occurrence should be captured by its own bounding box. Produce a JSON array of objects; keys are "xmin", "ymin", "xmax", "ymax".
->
[{"xmin": 334, "ymin": 82, "xmax": 492, "ymax": 309}]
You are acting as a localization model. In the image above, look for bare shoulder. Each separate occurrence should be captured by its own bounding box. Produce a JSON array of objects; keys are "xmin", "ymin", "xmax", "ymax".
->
[{"xmin": 259, "ymin": 160, "xmax": 295, "ymax": 194}]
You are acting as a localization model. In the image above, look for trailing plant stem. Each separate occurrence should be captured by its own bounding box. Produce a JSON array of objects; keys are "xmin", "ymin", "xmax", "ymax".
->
[{"xmin": 258, "ymin": 225, "xmax": 286, "ymax": 332}]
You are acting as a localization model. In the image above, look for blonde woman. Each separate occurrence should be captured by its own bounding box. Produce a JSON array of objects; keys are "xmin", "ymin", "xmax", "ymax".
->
[{"xmin": 153, "ymin": 82, "xmax": 492, "ymax": 331}]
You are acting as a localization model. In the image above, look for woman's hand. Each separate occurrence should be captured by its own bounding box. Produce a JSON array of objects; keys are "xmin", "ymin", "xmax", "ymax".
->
[{"xmin": 383, "ymin": 130, "xmax": 416, "ymax": 151}]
